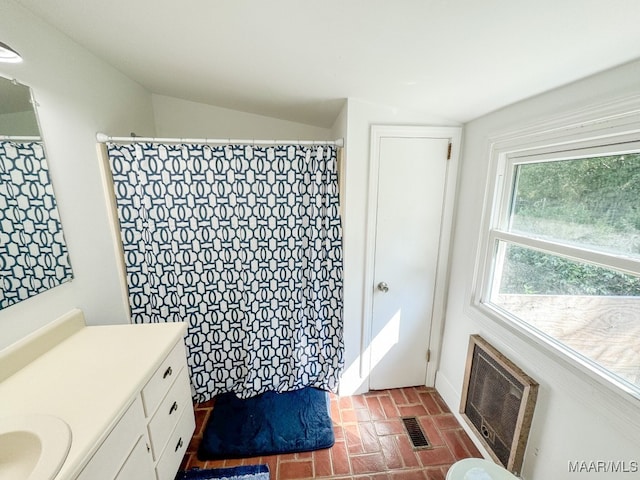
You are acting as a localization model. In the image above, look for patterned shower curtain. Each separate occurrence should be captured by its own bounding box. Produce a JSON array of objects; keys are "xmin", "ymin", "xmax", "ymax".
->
[
  {"xmin": 0, "ymin": 141, "xmax": 73, "ymax": 309},
  {"xmin": 107, "ymin": 142, "xmax": 343, "ymax": 401}
]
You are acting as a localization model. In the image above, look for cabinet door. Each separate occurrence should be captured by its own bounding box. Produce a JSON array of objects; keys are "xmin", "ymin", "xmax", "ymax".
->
[
  {"xmin": 77, "ymin": 396, "xmax": 149, "ymax": 480},
  {"xmin": 115, "ymin": 436, "xmax": 155, "ymax": 480}
]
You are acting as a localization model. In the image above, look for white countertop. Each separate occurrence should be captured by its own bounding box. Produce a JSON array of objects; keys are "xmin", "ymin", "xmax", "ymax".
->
[{"xmin": 0, "ymin": 312, "xmax": 187, "ymax": 479}]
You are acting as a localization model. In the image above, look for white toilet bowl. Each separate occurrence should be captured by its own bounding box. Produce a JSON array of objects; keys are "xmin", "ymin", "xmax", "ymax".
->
[{"xmin": 446, "ymin": 458, "xmax": 519, "ymax": 480}]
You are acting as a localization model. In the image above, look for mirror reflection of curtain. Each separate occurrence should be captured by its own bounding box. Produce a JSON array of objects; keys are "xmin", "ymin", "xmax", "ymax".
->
[
  {"xmin": 107, "ymin": 142, "xmax": 344, "ymax": 401},
  {"xmin": 0, "ymin": 140, "xmax": 73, "ymax": 308}
]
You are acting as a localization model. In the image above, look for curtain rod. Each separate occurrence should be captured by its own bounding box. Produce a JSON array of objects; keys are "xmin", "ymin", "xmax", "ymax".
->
[
  {"xmin": 96, "ymin": 133, "xmax": 343, "ymax": 148},
  {"xmin": 0, "ymin": 135, "xmax": 42, "ymax": 141}
]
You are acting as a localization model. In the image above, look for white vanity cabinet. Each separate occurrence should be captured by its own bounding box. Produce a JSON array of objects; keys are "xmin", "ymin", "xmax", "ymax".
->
[
  {"xmin": 0, "ymin": 309, "xmax": 196, "ymax": 480},
  {"xmin": 76, "ymin": 338, "xmax": 195, "ymax": 480}
]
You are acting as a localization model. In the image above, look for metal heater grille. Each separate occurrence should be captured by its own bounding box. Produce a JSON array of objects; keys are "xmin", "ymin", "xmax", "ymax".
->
[{"xmin": 460, "ymin": 335, "xmax": 538, "ymax": 475}]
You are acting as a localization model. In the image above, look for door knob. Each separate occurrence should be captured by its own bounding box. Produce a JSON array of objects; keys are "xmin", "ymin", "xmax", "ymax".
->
[{"xmin": 377, "ymin": 282, "xmax": 389, "ymax": 293}]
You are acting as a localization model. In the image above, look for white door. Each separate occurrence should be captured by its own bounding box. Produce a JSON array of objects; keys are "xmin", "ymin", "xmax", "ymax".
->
[{"xmin": 367, "ymin": 127, "xmax": 457, "ymax": 390}]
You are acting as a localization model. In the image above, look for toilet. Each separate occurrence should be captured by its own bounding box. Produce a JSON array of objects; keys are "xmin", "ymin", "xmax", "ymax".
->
[{"xmin": 446, "ymin": 458, "xmax": 520, "ymax": 480}]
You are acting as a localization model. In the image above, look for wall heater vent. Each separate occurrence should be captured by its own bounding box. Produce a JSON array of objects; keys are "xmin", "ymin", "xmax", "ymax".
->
[{"xmin": 460, "ymin": 335, "xmax": 538, "ymax": 475}]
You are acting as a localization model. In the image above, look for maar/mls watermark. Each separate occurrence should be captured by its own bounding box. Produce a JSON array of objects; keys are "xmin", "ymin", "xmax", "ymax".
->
[{"xmin": 568, "ymin": 460, "xmax": 639, "ymax": 474}]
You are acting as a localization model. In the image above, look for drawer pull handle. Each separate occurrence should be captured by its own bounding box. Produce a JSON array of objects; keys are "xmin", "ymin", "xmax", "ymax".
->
[
  {"xmin": 175, "ymin": 437, "xmax": 183, "ymax": 452},
  {"xmin": 169, "ymin": 401, "xmax": 178, "ymax": 415},
  {"xmin": 163, "ymin": 366, "xmax": 173, "ymax": 379}
]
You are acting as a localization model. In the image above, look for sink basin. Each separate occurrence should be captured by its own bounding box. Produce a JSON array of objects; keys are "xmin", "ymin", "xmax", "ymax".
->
[{"xmin": 0, "ymin": 414, "xmax": 71, "ymax": 480}]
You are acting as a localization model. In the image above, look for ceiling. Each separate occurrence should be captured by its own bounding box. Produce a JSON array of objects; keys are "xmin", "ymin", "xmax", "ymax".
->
[{"xmin": 16, "ymin": 0, "xmax": 640, "ymax": 128}]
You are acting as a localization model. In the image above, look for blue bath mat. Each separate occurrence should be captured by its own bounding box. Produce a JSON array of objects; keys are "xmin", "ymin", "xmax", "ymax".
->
[
  {"xmin": 198, "ymin": 387, "xmax": 334, "ymax": 459},
  {"xmin": 175, "ymin": 465, "xmax": 269, "ymax": 480}
]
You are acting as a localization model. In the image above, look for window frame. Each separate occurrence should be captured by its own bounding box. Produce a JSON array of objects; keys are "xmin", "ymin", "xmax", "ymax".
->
[{"xmin": 472, "ymin": 99, "xmax": 640, "ymax": 406}]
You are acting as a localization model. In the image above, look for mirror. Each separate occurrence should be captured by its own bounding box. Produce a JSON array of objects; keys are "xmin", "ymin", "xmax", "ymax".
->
[
  {"xmin": 0, "ymin": 78, "xmax": 39, "ymax": 136},
  {"xmin": 0, "ymin": 75, "xmax": 73, "ymax": 309}
]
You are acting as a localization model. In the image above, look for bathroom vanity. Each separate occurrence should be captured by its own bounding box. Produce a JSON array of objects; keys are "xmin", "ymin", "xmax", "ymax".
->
[{"xmin": 0, "ymin": 309, "xmax": 195, "ymax": 480}]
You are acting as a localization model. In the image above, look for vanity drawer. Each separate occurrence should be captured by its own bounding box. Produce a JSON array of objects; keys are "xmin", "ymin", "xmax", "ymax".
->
[
  {"xmin": 155, "ymin": 406, "xmax": 196, "ymax": 480},
  {"xmin": 142, "ymin": 341, "xmax": 187, "ymax": 416},
  {"xmin": 148, "ymin": 365, "xmax": 192, "ymax": 460}
]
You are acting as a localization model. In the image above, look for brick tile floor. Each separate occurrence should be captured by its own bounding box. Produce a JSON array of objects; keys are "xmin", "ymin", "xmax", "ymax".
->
[{"xmin": 179, "ymin": 386, "xmax": 482, "ymax": 480}]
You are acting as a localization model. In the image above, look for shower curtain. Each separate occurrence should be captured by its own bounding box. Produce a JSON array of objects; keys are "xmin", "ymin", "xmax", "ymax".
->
[
  {"xmin": 107, "ymin": 142, "xmax": 343, "ymax": 401},
  {"xmin": 0, "ymin": 140, "xmax": 73, "ymax": 308}
]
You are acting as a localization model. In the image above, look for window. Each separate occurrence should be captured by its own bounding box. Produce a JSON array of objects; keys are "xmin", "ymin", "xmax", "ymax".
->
[{"xmin": 477, "ymin": 125, "xmax": 640, "ymax": 398}]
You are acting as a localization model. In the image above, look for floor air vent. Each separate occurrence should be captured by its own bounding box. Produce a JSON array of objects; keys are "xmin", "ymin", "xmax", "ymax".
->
[{"xmin": 402, "ymin": 417, "xmax": 430, "ymax": 449}]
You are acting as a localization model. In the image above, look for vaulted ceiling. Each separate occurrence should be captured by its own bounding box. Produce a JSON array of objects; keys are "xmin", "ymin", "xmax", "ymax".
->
[{"xmin": 16, "ymin": 0, "xmax": 640, "ymax": 127}]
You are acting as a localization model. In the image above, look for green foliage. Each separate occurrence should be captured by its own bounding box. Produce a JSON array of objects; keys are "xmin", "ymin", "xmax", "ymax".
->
[
  {"xmin": 500, "ymin": 245, "xmax": 640, "ymax": 296},
  {"xmin": 501, "ymin": 153, "xmax": 640, "ymax": 296},
  {"xmin": 513, "ymin": 153, "xmax": 640, "ymax": 236}
]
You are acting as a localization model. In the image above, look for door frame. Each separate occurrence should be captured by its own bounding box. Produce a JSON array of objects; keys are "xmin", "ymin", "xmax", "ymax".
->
[{"xmin": 361, "ymin": 125, "xmax": 462, "ymax": 389}]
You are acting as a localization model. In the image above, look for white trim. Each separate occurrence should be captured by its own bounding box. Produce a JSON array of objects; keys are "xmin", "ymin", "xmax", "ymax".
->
[
  {"xmin": 362, "ymin": 125, "xmax": 462, "ymax": 388},
  {"xmin": 486, "ymin": 93, "xmax": 640, "ymax": 148},
  {"xmin": 486, "ymin": 231, "xmax": 640, "ymax": 278},
  {"xmin": 471, "ymin": 95, "xmax": 640, "ymax": 412},
  {"xmin": 361, "ymin": 127, "xmax": 383, "ymax": 378}
]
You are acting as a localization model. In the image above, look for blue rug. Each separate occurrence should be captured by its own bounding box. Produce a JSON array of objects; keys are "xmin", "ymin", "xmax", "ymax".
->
[
  {"xmin": 176, "ymin": 465, "xmax": 269, "ymax": 480},
  {"xmin": 198, "ymin": 387, "xmax": 334, "ymax": 459}
]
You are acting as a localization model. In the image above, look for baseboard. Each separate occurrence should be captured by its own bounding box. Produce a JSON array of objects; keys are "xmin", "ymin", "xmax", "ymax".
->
[{"xmin": 434, "ymin": 371, "xmax": 459, "ymax": 412}]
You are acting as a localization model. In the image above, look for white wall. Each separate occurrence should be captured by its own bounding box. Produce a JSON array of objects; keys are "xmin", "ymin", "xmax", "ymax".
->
[
  {"xmin": 437, "ymin": 59, "xmax": 640, "ymax": 479},
  {"xmin": 152, "ymin": 94, "xmax": 333, "ymax": 140},
  {"xmin": 339, "ymin": 98, "xmax": 460, "ymax": 395},
  {"xmin": 0, "ymin": 0, "xmax": 156, "ymax": 348}
]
